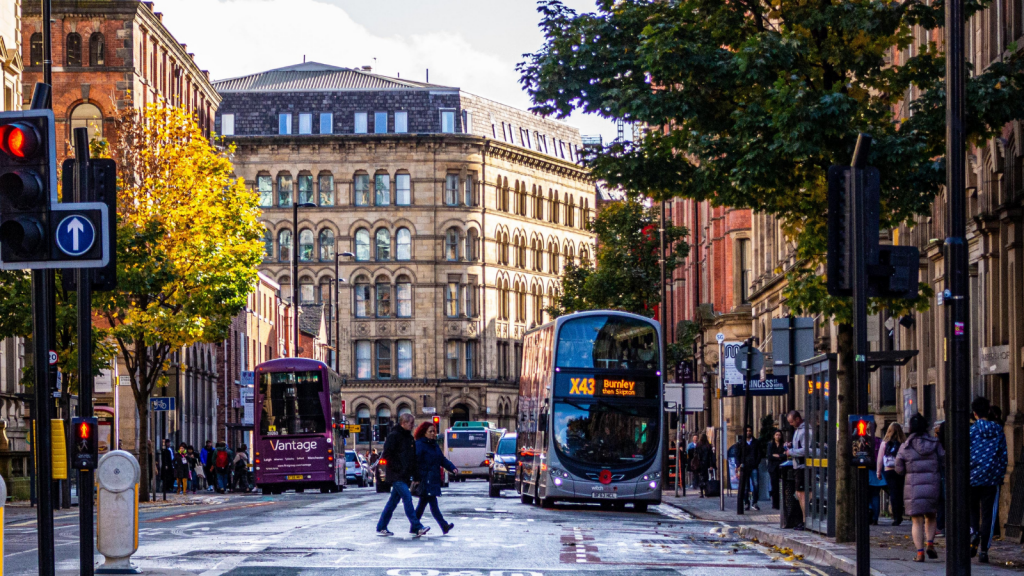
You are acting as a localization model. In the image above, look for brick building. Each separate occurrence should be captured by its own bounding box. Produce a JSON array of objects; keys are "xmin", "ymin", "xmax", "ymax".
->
[{"xmin": 214, "ymin": 62, "xmax": 595, "ymax": 445}]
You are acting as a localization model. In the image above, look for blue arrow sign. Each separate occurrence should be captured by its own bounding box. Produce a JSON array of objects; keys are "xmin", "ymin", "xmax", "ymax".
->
[
  {"xmin": 150, "ymin": 397, "xmax": 175, "ymax": 412},
  {"xmin": 55, "ymin": 214, "xmax": 96, "ymax": 257}
]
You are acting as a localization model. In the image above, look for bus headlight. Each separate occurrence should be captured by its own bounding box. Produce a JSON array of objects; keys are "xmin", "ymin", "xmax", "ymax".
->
[
  {"xmin": 641, "ymin": 472, "xmax": 662, "ymax": 481},
  {"xmin": 549, "ymin": 468, "xmax": 570, "ymax": 479}
]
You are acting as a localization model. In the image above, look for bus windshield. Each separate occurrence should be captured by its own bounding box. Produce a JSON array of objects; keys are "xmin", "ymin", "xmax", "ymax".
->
[
  {"xmin": 556, "ymin": 315, "xmax": 659, "ymax": 370},
  {"xmin": 259, "ymin": 371, "xmax": 325, "ymax": 435},
  {"xmin": 552, "ymin": 400, "xmax": 659, "ymax": 466}
]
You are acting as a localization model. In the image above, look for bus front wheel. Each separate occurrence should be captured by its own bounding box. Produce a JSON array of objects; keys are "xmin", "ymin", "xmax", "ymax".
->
[
  {"xmin": 634, "ymin": 502, "xmax": 649, "ymax": 513},
  {"xmin": 520, "ymin": 493, "xmax": 533, "ymax": 505}
]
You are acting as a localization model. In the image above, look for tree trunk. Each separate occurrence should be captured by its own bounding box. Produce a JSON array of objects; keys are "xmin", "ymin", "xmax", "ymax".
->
[
  {"xmin": 138, "ymin": 402, "xmax": 152, "ymax": 503},
  {"xmin": 834, "ymin": 323, "xmax": 855, "ymax": 542}
]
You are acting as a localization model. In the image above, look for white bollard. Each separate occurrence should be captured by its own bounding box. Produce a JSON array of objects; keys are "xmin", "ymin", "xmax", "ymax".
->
[{"xmin": 96, "ymin": 450, "xmax": 141, "ymax": 574}]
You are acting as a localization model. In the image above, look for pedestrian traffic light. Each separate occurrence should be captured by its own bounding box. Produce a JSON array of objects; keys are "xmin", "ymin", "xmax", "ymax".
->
[
  {"xmin": 71, "ymin": 417, "xmax": 99, "ymax": 471},
  {"xmin": 849, "ymin": 415, "xmax": 875, "ymax": 467},
  {"xmin": 0, "ymin": 110, "xmax": 55, "ymax": 267}
]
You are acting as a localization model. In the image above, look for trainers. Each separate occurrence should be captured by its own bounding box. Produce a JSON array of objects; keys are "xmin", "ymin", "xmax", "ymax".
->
[
  {"xmin": 377, "ymin": 529, "xmax": 394, "ymax": 537},
  {"xmin": 979, "ymin": 551, "xmax": 989, "ymax": 564},
  {"xmin": 442, "ymin": 522, "xmax": 454, "ymax": 535},
  {"xmin": 752, "ymin": 504, "xmax": 760, "ymax": 511},
  {"xmin": 416, "ymin": 526, "xmax": 431, "ymax": 537},
  {"xmin": 793, "ymin": 523, "xmax": 805, "ymax": 531},
  {"xmin": 970, "ymin": 535, "xmax": 980, "ymax": 558}
]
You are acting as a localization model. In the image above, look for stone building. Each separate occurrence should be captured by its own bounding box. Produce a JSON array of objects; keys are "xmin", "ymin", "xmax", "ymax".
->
[
  {"xmin": 214, "ymin": 62, "xmax": 595, "ymax": 445},
  {"xmin": 21, "ymin": 0, "xmax": 218, "ymax": 156}
]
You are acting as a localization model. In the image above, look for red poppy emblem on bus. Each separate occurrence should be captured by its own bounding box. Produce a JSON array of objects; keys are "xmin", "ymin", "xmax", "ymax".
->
[{"xmin": 599, "ymin": 469, "xmax": 612, "ymax": 484}]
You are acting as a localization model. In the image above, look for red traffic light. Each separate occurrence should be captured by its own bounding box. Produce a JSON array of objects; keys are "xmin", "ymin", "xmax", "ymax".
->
[
  {"xmin": 432, "ymin": 416, "xmax": 440, "ymax": 428},
  {"xmin": 78, "ymin": 421, "xmax": 91, "ymax": 439},
  {"xmin": 855, "ymin": 419, "xmax": 869, "ymax": 437},
  {"xmin": 0, "ymin": 123, "xmax": 40, "ymax": 159}
]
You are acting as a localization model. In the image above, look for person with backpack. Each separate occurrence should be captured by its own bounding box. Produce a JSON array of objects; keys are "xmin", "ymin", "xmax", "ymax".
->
[
  {"xmin": 878, "ymin": 421, "xmax": 906, "ymax": 525},
  {"xmin": 213, "ymin": 441, "xmax": 234, "ymax": 494},
  {"xmin": 233, "ymin": 444, "xmax": 251, "ymax": 493}
]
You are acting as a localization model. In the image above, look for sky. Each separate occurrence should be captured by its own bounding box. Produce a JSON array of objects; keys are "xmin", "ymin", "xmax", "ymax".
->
[{"xmin": 158, "ymin": 0, "xmax": 618, "ymax": 143}]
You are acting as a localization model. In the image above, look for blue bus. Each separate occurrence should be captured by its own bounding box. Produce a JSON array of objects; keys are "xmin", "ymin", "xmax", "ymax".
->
[{"xmin": 515, "ymin": 311, "xmax": 663, "ymax": 511}]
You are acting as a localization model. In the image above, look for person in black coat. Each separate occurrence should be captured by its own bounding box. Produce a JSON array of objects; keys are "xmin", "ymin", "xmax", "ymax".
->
[
  {"xmin": 739, "ymin": 425, "xmax": 763, "ymax": 510},
  {"xmin": 375, "ymin": 414, "xmax": 428, "ymax": 537},
  {"xmin": 412, "ymin": 422, "xmax": 459, "ymax": 534},
  {"xmin": 766, "ymin": 430, "xmax": 787, "ymax": 509},
  {"xmin": 159, "ymin": 438, "xmax": 175, "ymax": 494}
]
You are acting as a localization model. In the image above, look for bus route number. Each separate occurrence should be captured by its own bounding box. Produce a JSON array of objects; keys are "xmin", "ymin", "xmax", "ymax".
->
[{"xmin": 569, "ymin": 377, "xmax": 596, "ymax": 395}]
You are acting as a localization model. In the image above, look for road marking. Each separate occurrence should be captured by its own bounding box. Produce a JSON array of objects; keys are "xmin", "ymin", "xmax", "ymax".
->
[{"xmin": 573, "ymin": 527, "xmax": 587, "ymax": 563}]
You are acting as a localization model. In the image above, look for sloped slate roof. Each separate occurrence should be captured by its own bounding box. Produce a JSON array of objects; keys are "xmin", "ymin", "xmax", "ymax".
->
[
  {"xmin": 213, "ymin": 62, "xmax": 454, "ymax": 93},
  {"xmin": 298, "ymin": 304, "xmax": 324, "ymax": 337}
]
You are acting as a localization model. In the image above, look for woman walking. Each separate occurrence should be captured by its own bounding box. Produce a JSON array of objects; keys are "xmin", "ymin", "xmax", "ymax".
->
[
  {"xmin": 868, "ymin": 430, "xmax": 886, "ymax": 525},
  {"xmin": 693, "ymin": 433, "xmax": 715, "ymax": 498},
  {"xmin": 878, "ymin": 421, "xmax": 906, "ymax": 525},
  {"xmin": 766, "ymin": 430, "xmax": 786, "ymax": 509},
  {"xmin": 412, "ymin": 422, "xmax": 458, "ymax": 534},
  {"xmin": 173, "ymin": 442, "xmax": 191, "ymax": 495},
  {"xmin": 895, "ymin": 414, "xmax": 945, "ymax": 562},
  {"xmin": 186, "ymin": 446, "xmax": 199, "ymax": 494}
]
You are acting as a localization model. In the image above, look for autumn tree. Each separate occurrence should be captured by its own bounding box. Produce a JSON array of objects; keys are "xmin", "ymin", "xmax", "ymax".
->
[{"xmin": 94, "ymin": 105, "xmax": 263, "ymax": 500}]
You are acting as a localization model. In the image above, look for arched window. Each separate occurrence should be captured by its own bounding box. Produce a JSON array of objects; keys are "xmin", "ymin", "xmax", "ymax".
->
[
  {"xmin": 533, "ymin": 285, "xmax": 544, "ymax": 324},
  {"xmin": 356, "ymin": 405, "xmax": 372, "ymax": 437},
  {"xmin": 516, "ymin": 282, "xmax": 527, "ymax": 322},
  {"xmin": 512, "ymin": 181, "xmax": 521, "ymax": 215},
  {"xmin": 499, "ymin": 232, "xmax": 510, "ymax": 265},
  {"xmin": 396, "ymin": 275, "xmax": 412, "ymax": 317},
  {"xmin": 70, "ymin": 103, "xmax": 103, "ymax": 142},
  {"xmin": 263, "ymin": 227, "xmax": 273, "ymax": 260},
  {"xmin": 355, "ymin": 229, "xmax": 370, "ymax": 261},
  {"xmin": 501, "ymin": 177, "xmax": 510, "ymax": 212},
  {"xmin": 278, "ymin": 229, "xmax": 292, "ymax": 262},
  {"xmin": 550, "ymin": 243, "xmax": 560, "ymax": 274},
  {"xmin": 318, "ymin": 278, "xmax": 333, "ymax": 304},
  {"xmin": 552, "ymin": 193, "xmax": 561, "ymax": 225},
  {"xmin": 354, "ymin": 173, "xmax": 370, "ymax": 206},
  {"xmin": 375, "ymin": 173, "xmax": 390, "ymax": 206},
  {"xmin": 298, "ymin": 229, "xmax": 314, "ymax": 262},
  {"xmin": 396, "ymin": 228, "xmax": 412, "ymax": 260},
  {"xmin": 66, "ymin": 33, "xmax": 82, "ymax": 67},
  {"xmin": 445, "ymin": 229, "xmax": 460, "ymax": 261},
  {"xmin": 354, "ymin": 275, "xmax": 371, "ymax": 318},
  {"xmin": 278, "ymin": 173, "xmax": 293, "ymax": 207},
  {"xmin": 532, "ymin": 239, "xmax": 543, "ymax": 271},
  {"xmin": 568, "ymin": 195, "xmax": 576, "ymax": 227},
  {"xmin": 257, "ymin": 174, "xmax": 273, "ymax": 207},
  {"xmin": 30, "ymin": 33, "xmax": 42, "ymax": 66},
  {"xmin": 375, "ymin": 278, "xmax": 392, "ymax": 317},
  {"xmin": 375, "ymin": 229, "xmax": 391, "ymax": 261},
  {"xmin": 501, "ymin": 279, "xmax": 511, "ymax": 320},
  {"xmin": 519, "ymin": 183, "xmax": 528, "ymax": 215},
  {"xmin": 319, "ymin": 229, "xmax": 335, "ymax": 261},
  {"xmin": 89, "ymin": 33, "xmax": 105, "ymax": 66},
  {"xmin": 517, "ymin": 237, "xmax": 527, "ymax": 269},
  {"xmin": 299, "ymin": 276, "xmax": 314, "ymax": 304},
  {"xmin": 376, "ymin": 406, "xmax": 392, "ymax": 424},
  {"xmin": 565, "ymin": 244, "xmax": 575, "ymax": 266},
  {"xmin": 465, "ymin": 229, "xmax": 478, "ymax": 261}
]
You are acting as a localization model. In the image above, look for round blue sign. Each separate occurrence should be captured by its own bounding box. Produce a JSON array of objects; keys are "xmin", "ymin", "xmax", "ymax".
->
[{"xmin": 55, "ymin": 214, "xmax": 96, "ymax": 257}]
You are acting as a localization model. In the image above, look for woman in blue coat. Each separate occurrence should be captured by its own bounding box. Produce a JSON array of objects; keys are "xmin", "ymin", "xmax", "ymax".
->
[{"xmin": 413, "ymin": 422, "xmax": 459, "ymax": 534}]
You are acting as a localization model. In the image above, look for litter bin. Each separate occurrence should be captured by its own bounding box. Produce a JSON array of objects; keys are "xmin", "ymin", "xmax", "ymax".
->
[{"xmin": 779, "ymin": 465, "xmax": 803, "ymax": 529}]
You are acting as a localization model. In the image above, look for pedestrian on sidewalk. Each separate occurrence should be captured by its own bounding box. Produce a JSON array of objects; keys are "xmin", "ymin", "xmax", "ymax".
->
[
  {"xmin": 868, "ymin": 428, "xmax": 886, "ymax": 525},
  {"xmin": 692, "ymin": 433, "xmax": 715, "ymax": 498},
  {"xmin": 934, "ymin": 420, "xmax": 946, "ymax": 537},
  {"xmin": 376, "ymin": 413, "xmax": 429, "ymax": 537},
  {"xmin": 213, "ymin": 441, "xmax": 234, "ymax": 494},
  {"xmin": 174, "ymin": 442, "xmax": 191, "ymax": 495},
  {"xmin": 767, "ymin": 430, "xmax": 786, "ymax": 510},
  {"xmin": 687, "ymin": 435, "xmax": 699, "ymax": 489},
  {"xmin": 895, "ymin": 413, "xmax": 944, "ymax": 563},
  {"xmin": 878, "ymin": 421, "xmax": 906, "ymax": 526},
  {"xmin": 233, "ymin": 444, "xmax": 251, "ymax": 492},
  {"xmin": 988, "ymin": 405, "xmax": 1005, "ymax": 542},
  {"xmin": 200, "ymin": 440, "xmax": 215, "ymax": 492},
  {"xmin": 186, "ymin": 445, "xmax": 199, "ymax": 494},
  {"xmin": 160, "ymin": 438, "xmax": 175, "ymax": 495},
  {"xmin": 785, "ymin": 410, "xmax": 806, "ymax": 530},
  {"xmin": 412, "ymin": 422, "xmax": 458, "ymax": 534},
  {"xmin": 738, "ymin": 425, "xmax": 763, "ymax": 511},
  {"xmin": 969, "ymin": 396, "xmax": 1007, "ymax": 564}
]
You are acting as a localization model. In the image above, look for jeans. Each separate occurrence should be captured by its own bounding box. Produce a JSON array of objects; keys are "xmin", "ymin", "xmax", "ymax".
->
[
  {"xmin": 869, "ymin": 486, "xmax": 881, "ymax": 523},
  {"xmin": 739, "ymin": 467, "xmax": 758, "ymax": 505},
  {"xmin": 970, "ymin": 485, "xmax": 998, "ymax": 552},
  {"xmin": 377, "ymin": 481, "xmax": 424, "ymax": 533},
  {"xmin": 416, "ymin": 495, "xmax": 449, "ymax": 528},
  {"xmin": 216, "ymin": 470, "xmax": 230, "ymax": 492}
]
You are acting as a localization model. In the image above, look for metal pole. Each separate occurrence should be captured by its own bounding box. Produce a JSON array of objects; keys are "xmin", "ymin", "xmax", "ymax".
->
[
  {"xmin": 292, "ymin": 201, "xmax": 299, "ymax": 357},
  {"xmin": 719, "ymin": 340, "xmax": 725, "ymax": 511},
  {"xmin": 945, "ymin": 0, "xmax": 970, "ymax": 568},
  {"xmin": 335, "ymin": 255, "xmax": 340, "ymax": 373},
  {"xmin": 851, "ymin": 135, "xmax": 871, "ymax": 576},
  {"xmin": 788, "ymin": 315, "xmax": 797, "ymax": 413},
  {"xmin": 659, "ymin": 201, "xmax": 669, "ymax": 490},
  {"xmin": 675, "ymin": 403, "xmax": 682, "ymax": 497},
  {"xmin": 73, "ymin": 127, "xmax": 95, "ymax": 576}
]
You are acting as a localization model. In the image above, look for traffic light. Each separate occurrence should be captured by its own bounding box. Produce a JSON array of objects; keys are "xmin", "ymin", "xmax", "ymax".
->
[
  {"xmin": 71, "ymin": 417, "xmax": 99, "ymax": 471},
  {"xmin": 848, "ymin": 415, "xmax": 875, "ymax": 467},
  {"xmin": 0, "ymin": 111, "xmax": 54, "ymax": 266},
  {"xmin": 432, "ymin": 415, "xmax": 440, "ymax": 430},
  {"xmin": 827, "ymin": 165, "xmax": 880, "ymax": 297},
  {"xmin": 61, "ymin": 158, "xmax": 118, "ymax": 291},
  {"xmin": 868, "ymin": 244, "xmax": 920, "ymax": 299}
]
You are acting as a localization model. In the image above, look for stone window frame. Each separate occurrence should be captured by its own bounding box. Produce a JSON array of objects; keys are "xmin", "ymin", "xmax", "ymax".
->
[
  {"xmin": 277, "ymin": 172, "xmax": 293, "ymax": 207},
  {"xmin": 353, "ymin": 171, "xmax": 371, "ymax": 207},
  {"xmin": 395, "ymin": 171, "xmax": 412, "ymax": 206},
  {"xmin": 66, "ymin": 32, "xmax": 83, "ymax": 67},
  {"xmin": 395, "ymin": 227, "xmax": 413, "ymax": 261},
  {"xmin": 318, "ymin": 171, "xmax": 335, "ymax": 207},
  {"xmin": 89, "ymin": 32, "xmax": 105, "ymax": 67}
]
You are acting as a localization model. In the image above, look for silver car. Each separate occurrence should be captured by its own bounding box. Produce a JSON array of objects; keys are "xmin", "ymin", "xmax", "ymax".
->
[{"xmin": 345, "ymin": 450, "xmax": 373, "ymax": 487}]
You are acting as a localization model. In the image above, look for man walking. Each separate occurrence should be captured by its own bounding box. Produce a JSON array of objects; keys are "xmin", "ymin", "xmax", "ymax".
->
[
  {"xmin": 160, "ymin": 438, "xmax": 175, "ymax": 495},
  {"xmin": 785, "ymin": 410, "xmax": 807, "ymax": 530},
  {"xmin": 213, "ymin": 441, "xmax": 234, "ymax": 494},
  {"xmin": 376, "ymin": 413, "xmax": 429, "ymax": 537},
  {"xmin": 969, "ymin": 397, "xmax": 1007, "ymax": 564},
  {"xmin": 200, "ymin": 440, "xmax": 215, "ymax": 492},
  {"xmin": 739, "ymin": 425, "xmax": 763, "ymax": 511}
]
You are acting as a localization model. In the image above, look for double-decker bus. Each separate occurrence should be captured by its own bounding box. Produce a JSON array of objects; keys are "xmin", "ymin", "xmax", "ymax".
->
[
  {"xmin": 253, "ymin": 358, "xmax": 346, "ymax": 494},
  {"xmin": 516, "ymin": 311, "xmax": 663, "ymax": 511}
]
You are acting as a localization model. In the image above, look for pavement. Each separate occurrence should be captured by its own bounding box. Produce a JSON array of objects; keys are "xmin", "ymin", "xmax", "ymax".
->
[
  {"xmin": 5, "ymin": 481, "xmax": 845, "ymax": 575},
  {"xmin": 660, "ymin": 486, "xmax": 1024, "ymax": 575}
]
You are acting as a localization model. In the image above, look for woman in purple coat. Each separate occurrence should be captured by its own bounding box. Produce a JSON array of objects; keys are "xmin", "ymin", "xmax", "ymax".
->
[{"xmin": 895, "ymin": 413, "xmax": 945, "ymax": 562}]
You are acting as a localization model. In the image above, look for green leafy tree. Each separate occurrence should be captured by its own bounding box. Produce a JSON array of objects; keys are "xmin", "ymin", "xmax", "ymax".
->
[{"xmin": 548, "ymin": 198, "xmax": 688, "ymax": 317}]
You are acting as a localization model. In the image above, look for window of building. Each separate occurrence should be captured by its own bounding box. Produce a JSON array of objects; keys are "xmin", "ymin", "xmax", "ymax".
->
[
  {"xmin": 462, "ymin": 110, "xmax": 472, "ymax": 134},
  {"xmin": 354, "ymin": 276, "xmax": 371, "ymax": 317},
  {"xmin": 299, "ymin": 277, "xmax": 314, "ymax": 303},
  {"xmin": 738, "ymin": 238, "xmax": 752, "ymax": 303},
  {"xmin": 395, "ymin": 111, "xmax": 408, "ymax": 133},
  {"xmin": 497, "ymin": 342, "xmax": 509, "ymax": 380},
  {"xmin": 441, "ymin": 110, "xmax": 456, "ymax": 133},
  {"xmin": 355, "ymin": 341, "xmax": 372, "ymax": 378},
  {"xmin": 354, "ymin": 174, "xmax": 370, "ymax": 206},
  {"xmin": 374, "ymin": 112, "xmax": 387, "ymax": 133},
  {"xmin": 298, "ymin": 230, "xmax": 314, "ymax": 262},
  {"xmin": 298, "ymin": 113, "xmax": 313, "ymax": 135},
  {"xmin": 445, "ymin": 175, "xmax": 459, "ymax": 206},
  {"xmin": 319, "ymin": 174, "xmax": 334, "ymax": 206},
  {"xmin": 465, "ymin": 341, "xmax": 475, "ymax": 378},
  {"xmin": 70, "ymin": 103, "xmax": 103, "ymax": 142},
  {"xmin": 464, "ymin": 175, "xmax": 474, "ymax": 206},
  {"xmin": 89, "ymin": 33, "xmax": 105, "ymax": 66},
  {"xmin": 355, "ymin": 229, "xmax": 371, "ymax": 261},
  {"xmin": 533, "ymin": 286, "xmax": 544, "ymax": 324},
  {"xmin": 298, "ymin": 174, "xmax": 315, "ymax": 204},
  {"xmin": 319, "ymin": 229, "xmax": 335, "ymax": 261},
  {"xmin": 263, "ymin": 227, "xmax": 273, "ymax": 259},
  {"xmin": 66, "ymin": 33, "xmax": 82, "ymax": 66},
  {"xmin": 30, "ymin": 33, "xmax": 42, "ymax": 66},
  {"xmin": 465, "ymin": 230, "xmax": 477, "ymax": 262},
  {"xmin": 396, "ymin": 276, "xmax": 412, "ymax": 317},
  {"xmin": 220, "ymin": 114, "xmax": 234, "ymax": 136},
  {"xmin": 396, "ymin": 174, "xmax": 411, "ymax": 205},
  {"xmin": 375, "ymin": 229, "xmax": 391, "ymax": 261},
  {"xmin": 354, "ymin": 112, "xmax": 368, "ymax": 134},
  {"xmin": 446, "ymin": 281, "xmax": 459, "ymax": 317},
  {"xmin": 279, "ymin": 113, "xmax": 292, "ymax": 135},
  {"xmin": 396, "ymin": 228, "xmax": 412, "ymax": 261},
  {"xmin": 376, "ymin": 282, "xmax": 392, "ymax": 317},
  {"xmin": 445, "ymin": 229, "xmax": 459, "ymax": 261},
  {"xmin": 397, "ymin": 340, "xmax": 413, "ymax": 378},
  {"xmin": 376, "ymin": 341, "xmax": 392, "ymax": 378},
  {"xmin": 277, "ymin": 174, "xmax": 293, "ymax": 207},
  {"xmin": 278, "ymin": 229, "xmax": 292, "ymax": 261},
  {"xmin": 320, "ymin": 113, "xmax": 333, "ymax": 134},
  {"xmin": 514, "ymin": 343, "xmax": 523, "ymax": 380},
  {"xmin": 550, "ymin": 244, "xmax": 559, "ymax": 274},
  {"xmin": 446, "ymin": 341, "xmax": 459, "ymax": 378},
  {"xmin": 375, "ymin": 174, "xmax": 390, "ymax": 205}
]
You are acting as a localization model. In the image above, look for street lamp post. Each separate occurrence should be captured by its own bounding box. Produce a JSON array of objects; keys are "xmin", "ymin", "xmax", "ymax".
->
[
  {"xmin": 292, "ymin": 201, "xmax": 317, "ymax": 357},
  {"xmin": 334, "ymin": 251, "xmax": 355, "ymax": 373}
]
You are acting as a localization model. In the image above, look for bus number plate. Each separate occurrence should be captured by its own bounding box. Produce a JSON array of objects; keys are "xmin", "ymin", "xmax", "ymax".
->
[
  {"xmin": 592, "ymin": 492, "xmax": 618, "ymax": 499},
  {"xmin": 287, "ymin": 475, "xmax": 303, "ymax": 480},
  {"xmin": 461, "ymin": 470, "xmax": 473, "ymax": 474}
]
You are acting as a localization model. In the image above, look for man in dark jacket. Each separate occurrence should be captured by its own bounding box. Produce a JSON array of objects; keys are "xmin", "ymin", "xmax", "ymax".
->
[
  {"xmin": 376, "ymin": 414, "xmax": 428, "ymax": 537},
  {"xmin": 969, "ymin": 397, "xmax": 1008, "ymax": 563},
  {"xmin": 159, "ymin": 438, "xmax": 175, "ymax": 494},
  {"xmin": 738, "ymin": 425, "xmax": 763, "ymax": 510}
]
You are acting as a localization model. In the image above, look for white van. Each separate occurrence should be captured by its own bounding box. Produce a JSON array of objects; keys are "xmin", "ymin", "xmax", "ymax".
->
[{"xmin": 444, "ymin": 422, "xmax": 505, "ymax": 480}]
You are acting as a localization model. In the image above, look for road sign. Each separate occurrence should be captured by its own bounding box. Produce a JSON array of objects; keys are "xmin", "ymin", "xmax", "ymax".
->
[
  {"xmin": 348, "ymin": 424, "xmax": 362, "ymax": 433},
  {"xmin": 118, "ymin": 375, "xmax": 131, "ymax": 386},
  {"xmin": 240, "ymin": 387, "xmax": 254, "ymax": 426},
  {"xmin": 716, "ymin": 332, "xmax": 725, "ymax": 343},
  {"xmin": 48, "ymin": 350, "xmax": 58, "ymax": 365},
  {"xmin": 240, "ymin": 370, "xmax": 254, "ymax": 386},
  {"xmin": 55, "ymin": 214, "xmax": 96, "ymax": 256},
  {"xmin": 724, "ymin": 375, "xmax": 790, "ymax": 397},
  {"xmin": 734, "ymin": 346, "xmax": 764, "ymax": 374},
  {"xmin": 150, "ymin": 397, "xmax": 175, "ymax": 412},
  {"xmin": 721, "ymin": 341, "xmax": 744, "ymax": 387}
]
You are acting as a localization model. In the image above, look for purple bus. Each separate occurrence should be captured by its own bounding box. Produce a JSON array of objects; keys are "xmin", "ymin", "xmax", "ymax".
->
[{"xmin": 254, "ymin": 358, "xmax": 346, "ymax": 494}]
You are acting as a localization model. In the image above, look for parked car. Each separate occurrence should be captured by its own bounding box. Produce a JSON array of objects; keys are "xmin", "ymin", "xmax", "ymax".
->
[
  {"xmin": 345, "ymin": 450, "xmax": 373, "ymax": 487},
  {"xmin": 488, "ymin": 432, "xmax": 517, "ymax": 497}
]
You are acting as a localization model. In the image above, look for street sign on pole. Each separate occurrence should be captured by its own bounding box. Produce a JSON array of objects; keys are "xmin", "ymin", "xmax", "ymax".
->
[
  {"xmin": 149, "ymin": 397, "xmax": 175, "ymax": 412},
  {"xmin": 734, "ymin": 346, "xmax": 764, "ymax": 374},
  {"xmin": 771, "ymin": 317, "xmax": 815, "ymax": 375},
  {"xmin": 721, "ymin": 341, "xmax": 744, "ymax": 388}
]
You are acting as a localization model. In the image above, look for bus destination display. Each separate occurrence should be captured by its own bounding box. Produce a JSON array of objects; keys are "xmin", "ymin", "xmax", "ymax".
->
[{"xmin": 556, "ymin": 373, "xmax": 656, "ymax": 399}]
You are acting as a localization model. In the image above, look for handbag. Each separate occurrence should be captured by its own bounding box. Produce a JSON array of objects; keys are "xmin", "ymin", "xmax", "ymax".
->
[{"xmin": 410, "ymin": 481, "xmax": 421, "ymax": 496}]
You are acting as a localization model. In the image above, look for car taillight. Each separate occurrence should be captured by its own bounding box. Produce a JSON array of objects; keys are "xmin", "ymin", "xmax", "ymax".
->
[
  {"xmin": 481, "ymin": 459, "xmax": 491, "ymax": 466},
  {"xmin": 379, "ymin": 458, "xmax": 387, "ymax": 465},
  {"xmin": 355, "ymin": 461, "xmax": 361, "ymax": 468}
]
